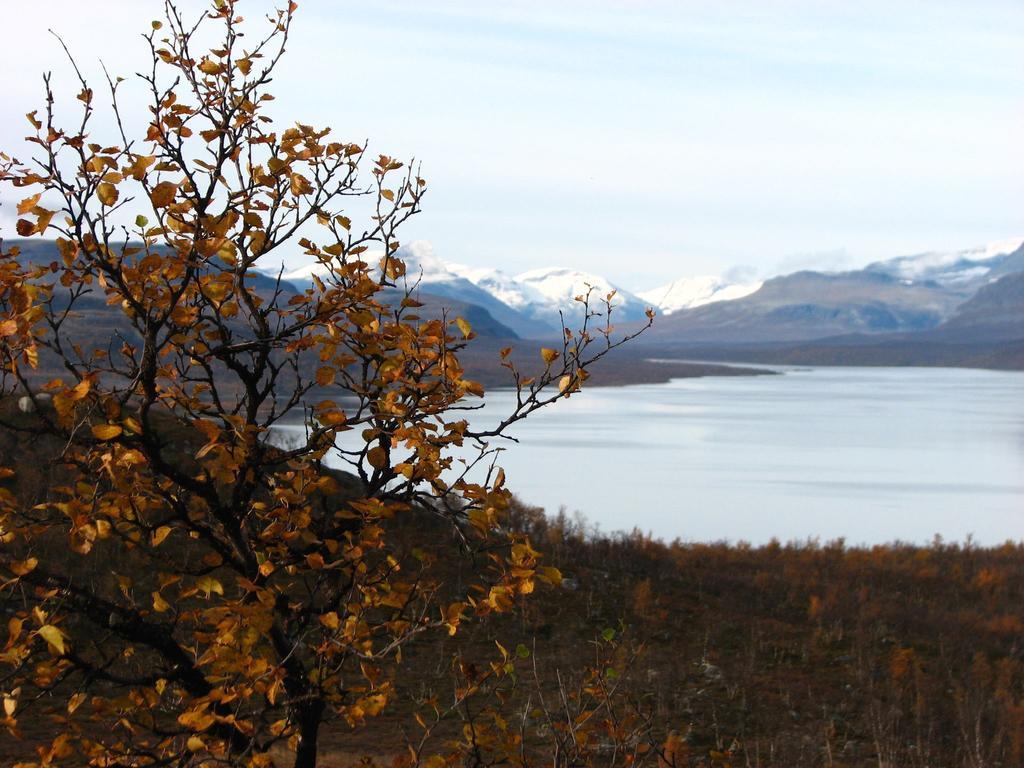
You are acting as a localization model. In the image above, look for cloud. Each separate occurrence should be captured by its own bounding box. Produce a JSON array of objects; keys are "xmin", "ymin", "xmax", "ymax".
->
[{"xmin": 772, "ymin": 249, "xmax": 857, "ymax": 276}]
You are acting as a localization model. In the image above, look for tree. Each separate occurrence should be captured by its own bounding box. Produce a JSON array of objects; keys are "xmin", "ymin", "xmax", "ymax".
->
[{"xmin": 0, "ymin": 2, "xmax": 650, "ymax": 766}]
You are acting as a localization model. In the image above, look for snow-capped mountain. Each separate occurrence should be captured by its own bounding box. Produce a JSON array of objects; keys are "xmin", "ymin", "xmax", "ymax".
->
[
  {"xmin": 638, "ymin": 275, "xmax": 763, "ymax": 315},
  {"xmin": 281, "ymin": 240, "xmax": 455, "ymax": 287},
  {"xmin": 512, "ymin": 266, "xmax": 651, "ymax": 325},
  {"xmin": 280, "ymin": 241, "xmax": 555, "ymax": 338},
  {"xmin": 863, "ymin": 238, "xmax": 1024, "ymax": 288},
  {"xmin": 449, "ymin": 263, "xmax": 651, "ymax": 328},
  {"xmin": 272, "ymin": 236, "xmax": 1024, "ymax": 345},
  {"xmin": 277, "ymin": 242, "xmax": 653, "ymax": 335},
  {"xmin": 446, "ymin": 263, "xmax": 546, "ymax": 314}
]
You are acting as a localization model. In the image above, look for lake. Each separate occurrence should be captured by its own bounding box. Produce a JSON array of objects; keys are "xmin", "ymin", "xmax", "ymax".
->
[{"xmin": 277, "ymin": 366, "xmax": 1024, "ymax": 546}]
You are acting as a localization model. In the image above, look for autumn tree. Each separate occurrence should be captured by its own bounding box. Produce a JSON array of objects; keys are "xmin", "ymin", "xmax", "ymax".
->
[{"xmin": 0, "ymin": 2, "xmax": 651, "ymax": 767}]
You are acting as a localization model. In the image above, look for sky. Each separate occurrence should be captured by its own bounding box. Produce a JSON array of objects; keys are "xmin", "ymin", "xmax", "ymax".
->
[{"xmin": 1, "ymin": 0, "xmax": 1022, "ymax": 290}]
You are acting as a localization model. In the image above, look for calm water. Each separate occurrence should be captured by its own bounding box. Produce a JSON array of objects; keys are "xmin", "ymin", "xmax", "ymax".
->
[{"xmin": 277, "ymin": 367, "xmax": 1024, "ymax": 545}]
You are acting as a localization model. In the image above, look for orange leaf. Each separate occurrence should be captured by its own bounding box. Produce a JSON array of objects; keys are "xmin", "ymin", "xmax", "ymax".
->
[
  {"xmin": 91, "ymin": 424, "xmax": 123, "ymax": 440},
  {"xmin": 315, "ymin": 366, "xmax": 335, "ymax": 386},
  {"xmin": 198, "ymin": 59, "xmax": 223, "ymax": 75},
  {"xmin": 367, "ymin": 446, "xmax": 387, "ymax": 470},
  {"xmin": 289, "ymin": 172, "xmax": 312, "ymax": 196},
  {"xmin": 17, "ymin": 193, "xmax": 41, "ymax": 215},
  {"xmin": 151, "ymin": 526, "xmax": 172, "ymax": 546},
  {"xmin": 150, "ymin": 181, "xmax": 178, "ymax": 208}
]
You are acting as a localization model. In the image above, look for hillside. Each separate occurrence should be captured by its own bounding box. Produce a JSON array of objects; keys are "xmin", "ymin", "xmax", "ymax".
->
[
  {"xmin": 3, "ymin": 408, "xmax": 1022, "ymax": 767},
  {"xmin": 938, "ymin": 270, "xmax": 1024, "ymax": 341}
]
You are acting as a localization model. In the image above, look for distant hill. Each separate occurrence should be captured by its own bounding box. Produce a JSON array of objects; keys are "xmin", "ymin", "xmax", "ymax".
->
[
  {"xmin": 638, "ymin": 270, "xmax": 964, "ymax": 343},
  {"xmin": 629, "ymin": 238, "xmax": 1023, "ymax": 347},
  {"xmin": 936, "ymin": 270, "xmax": 1024, "ymax": 341},
  {"xmin": 6, "ymin": 237, "xmax": 300, "ymax": 297},
  {"xmin": 861, "ymin": 237, "xmax": 1023, "ymax": 288}
]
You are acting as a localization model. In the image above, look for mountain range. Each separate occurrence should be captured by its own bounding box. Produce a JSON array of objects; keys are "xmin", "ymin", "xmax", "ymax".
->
[
  {"xmin": 7, "ymin": 235, "xmax": 1023, "ymax": 361},
  {"xmin": 274, "ymin": 237, "xmax": 1024, "ymax": 349}
]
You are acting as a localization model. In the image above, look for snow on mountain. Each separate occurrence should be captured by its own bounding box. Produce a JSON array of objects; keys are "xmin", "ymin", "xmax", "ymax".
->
[
  {"xmin": 446, "ymin": 263, "xmax": 545, "ymax": 312},
  {"xmin": 276, "ymin": 237, "xmax": 1024, "ymax": 340},
  {"xmin": 638, "ymin": 275, "xmax": 763, "ymax": 315},
  {"xmin": 513, "ymin": 266, "xmax": 651, "ymax": 324},
  {"xmin": 447, "ymin": 263, "xmax": 651, "ymax": 327},
  {"xmin": 280, "ymin": 240, "xmax": 459, "ymax": 287},
  {"xmin": 279, "ymin": 241, "xmax": 556, "ymax": 338},
  {"xmin": 864, "ymin": 238, "xmax": 1024, "ymax": 288}
]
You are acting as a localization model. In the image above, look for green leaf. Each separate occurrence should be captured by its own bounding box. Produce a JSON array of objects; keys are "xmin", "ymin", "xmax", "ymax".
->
[
  {"xmin": 515, "ymin": 643, "xmax": 530, "ymax": 659},
  {"xmin": 601, "ymin": 627, "xmax": 616, "ymax": 642}
]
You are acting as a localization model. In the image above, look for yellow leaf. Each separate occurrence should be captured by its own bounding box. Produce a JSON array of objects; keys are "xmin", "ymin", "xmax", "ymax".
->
[
  {"xmin": 152, "ymin": 592, "xmax": 171, "ymax": 613},
  {"xmin": 17, "ymin": 193, "xmax": 42, "ymax": 215},
  {"xmin": 67, "ymin": 692, "xmax": 86, "ymax": 714},
  {"xmin": 70, "ymin": 378, "xmax": 92, "ymax": 401},
  {"xmin": 38, "ymin": 624, "xmax": 66, "ymax": 655},
  {"xmin": 198, "ymin": 59, "xmax": 223, "ymax": 75},
  {"xmin": 97, "ymin": 182, "xmax": 119, "ymax": 206},
  {"xmin": 125, "ymin": 154, "xmax": 155, "ymax": 181},
  {"xmin": 538, "ymin": 566, "xmax": 563, "ymax": 586},
  {"xmin": 91, "ymin": 424, "xmax": 123, "ymax": 440},
  {"xmin": 9, "ymin": 557, "xmax": 38, "ymax": 576},
  {"xmin": 196, "ymin": 577, "xmax": 224, "ymax": 598},
  {"xmin": 540, "ymin": 348, "xmax": 559, "ymax": 365},
  {"xmin": 151, "ymin": 526, "xmax": 172, "ymax": 546},
  {"xmin": 179, "ymin": 707, "xmax": 216, "ymax": 731},
  {"xmin": 455, "ymin": 317, "xmax": 473, "ymax": 338}
]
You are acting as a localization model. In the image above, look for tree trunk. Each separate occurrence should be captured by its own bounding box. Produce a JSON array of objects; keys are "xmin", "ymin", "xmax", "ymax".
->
[{"xmin": 293, "ymin": 699, "xmax": 326, "ymax": 768}]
